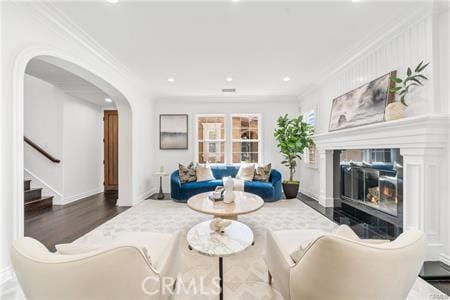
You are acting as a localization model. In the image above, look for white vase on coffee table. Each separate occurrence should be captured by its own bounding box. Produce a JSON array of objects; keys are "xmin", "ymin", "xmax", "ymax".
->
[{"xmin": 223, "ymin": 177, "xmax": 235, "ymax": 204}]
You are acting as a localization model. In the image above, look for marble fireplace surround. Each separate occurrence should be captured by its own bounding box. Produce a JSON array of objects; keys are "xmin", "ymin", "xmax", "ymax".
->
[{"xmin": 313, "ymin": 114, "xmax": 450, "ymax": 263}]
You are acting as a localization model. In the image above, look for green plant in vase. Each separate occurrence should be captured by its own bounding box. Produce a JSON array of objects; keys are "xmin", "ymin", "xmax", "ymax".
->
[
  {"xmin": 386, "ymin": 61, "xmax": 429, "ymax": 120},
  {"xmin": 273, "ymin": 114, "xmax": 314, "ymax": 198}
]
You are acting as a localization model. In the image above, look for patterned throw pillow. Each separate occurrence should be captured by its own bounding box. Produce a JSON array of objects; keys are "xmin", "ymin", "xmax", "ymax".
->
[
  {"xmin": 253, "ymin": 163, "xmax": 272, "ymax": 182},
  {"xmin": 179, "ymin": 162, "xmax": 197, "ymax": 183}
]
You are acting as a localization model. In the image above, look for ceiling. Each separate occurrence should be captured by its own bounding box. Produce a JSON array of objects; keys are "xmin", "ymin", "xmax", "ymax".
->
[
  {"xmin": 51, "ymin": 1, "xmax": 426, "ymax": 98},
  {"xmin": 26, "ymin": 58, "xmax": 116, "ymax": 108}
]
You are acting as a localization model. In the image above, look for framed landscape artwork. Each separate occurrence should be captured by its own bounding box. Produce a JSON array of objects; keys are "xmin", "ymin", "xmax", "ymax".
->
[
  {"xmin": 160, "ymin": 114, "xmax": 188, "ymax": 150},
  {"xmin": 328, "ymin": 71, "xmax": 395, "ymax": 131}
]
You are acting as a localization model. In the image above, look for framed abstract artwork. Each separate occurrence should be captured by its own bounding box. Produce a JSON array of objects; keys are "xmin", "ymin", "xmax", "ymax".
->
[
  {"xmin": 159, "ymin": 114, "xmax": 188, "ymax": 150},
  {"xmin": 328, "ymin": 71, "xmax": 396, "ymax": 131}
]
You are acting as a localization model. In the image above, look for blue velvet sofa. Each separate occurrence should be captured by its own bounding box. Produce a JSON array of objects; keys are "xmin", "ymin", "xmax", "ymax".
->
[{"xmin": 171, "ymin": 165, "xmax": 282, "ymax": 202}]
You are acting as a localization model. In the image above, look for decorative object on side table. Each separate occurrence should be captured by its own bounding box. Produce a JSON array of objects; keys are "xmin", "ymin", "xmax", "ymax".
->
[
  {"xmin": 386, "ymin": 61, "xmax": 430, "ymax": 121},
  {"xmin": 159, "ymin": 114, "xmax": 188, "ymax": 149},
  {"xmin": 209, "ymin": 218, "xmax": 231, "ymax": 233},
  {"xmin": 274, "ymin": 114, "xmax": 314, "ymax": 199},
  {"xmin": 223, "ymin": 176, "xmax": 235, "ymax": 204},
  {"xmin": 153, "ymin": 165, "xmax": 169, "ymax": 200},
  {"xmin": 187, "ymin": 220, "xmax": 254, "ymax": 300},
  {"xmin": 328, "ymin": 71, "xmax": 396, "ymax": 131}
]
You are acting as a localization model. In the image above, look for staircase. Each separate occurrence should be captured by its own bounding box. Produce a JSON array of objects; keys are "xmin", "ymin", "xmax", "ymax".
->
[{"xmin": 24, "ymin": 179, "xmax": 53, "ymax": 213}]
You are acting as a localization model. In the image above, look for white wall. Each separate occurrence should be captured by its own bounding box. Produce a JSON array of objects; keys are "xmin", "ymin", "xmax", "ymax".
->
[
  {"xmin": 153, "ymin": 97, "xmax": 299, "ymax": 191},
  {"xmin": 1, "ymin": 2, "xmax": 155, "ymax": 278},
  {"xmin": 24, "ymin": 74, "xmax": 104, "ymax": 205},
  {"xmin": 24, "ymin": 74, "xmax": 64, "ymax": 199},
  {"xmin": 62, "ymin": 93, "xmax": 103, "ymax": 202},
  {"xmin": 298, "ymin": 9, "xmax": 449, "ymax": 200}
]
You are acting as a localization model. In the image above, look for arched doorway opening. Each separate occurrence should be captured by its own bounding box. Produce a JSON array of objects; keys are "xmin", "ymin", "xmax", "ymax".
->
[{"xmin": 12, "ymin": 49, "xmax": 133, "ymax": 242}]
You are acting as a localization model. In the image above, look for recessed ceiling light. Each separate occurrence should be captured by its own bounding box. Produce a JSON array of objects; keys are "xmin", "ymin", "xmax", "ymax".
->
[
  {"xmin": 105, "ymin": 98, "xmax": 113, "ymax": 103},
  {"xmin": 226, "ymin": 77, "xmax": 233, "ymax": 82},
  {"xmin": 352, "ymin": 0, "xmax": 360, "ymax": 2},
  {"xmin": 283, "ymin": 76, "xmax": 291, "ymax": 82},
  {"xmin": 106, "ymin": 0, "xmax": 118, "ymax": 3},
  {"xmin": 232, "ymin": 0, "xmax": 240, "ymax": 2},
  {"xmin": 168, "ymin": 78, "xmax": 175, "ymax": 83}
]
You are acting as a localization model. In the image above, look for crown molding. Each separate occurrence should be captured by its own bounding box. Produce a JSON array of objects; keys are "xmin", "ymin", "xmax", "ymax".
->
[
  {"xmin": 16, "ymin": 2, "xmax": 154, "ymax": 100},
  {"xmin": 298, "ymin": 3, "xmax": 434, "ymax": 99}
]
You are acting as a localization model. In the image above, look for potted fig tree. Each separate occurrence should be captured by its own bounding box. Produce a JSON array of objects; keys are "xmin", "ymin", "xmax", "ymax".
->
[{"xmin": 274, "ymin": 114, "xmax": 314, "ymax": 199}]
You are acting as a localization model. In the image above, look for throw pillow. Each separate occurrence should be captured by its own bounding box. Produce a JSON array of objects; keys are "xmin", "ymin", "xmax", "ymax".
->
[
  {"xmin": 254, "ymin": 163, "xmax": 272, "ymax": 182},
  {"xmin": 236, "ymin": 163, "xmax": 256, "ymax": 181},
  {"xmin": 196, "ymin": 164, "xmax": 215, "ymax": 182},
  {"xmin": 179, "ymin": 162, "xmax": 197, "ymax": 183}
]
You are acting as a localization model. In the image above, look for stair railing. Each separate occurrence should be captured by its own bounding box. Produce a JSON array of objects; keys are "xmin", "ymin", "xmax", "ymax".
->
[{"xmin": 24, "ymin": 136, "xmax": 61, "ymax": 163}]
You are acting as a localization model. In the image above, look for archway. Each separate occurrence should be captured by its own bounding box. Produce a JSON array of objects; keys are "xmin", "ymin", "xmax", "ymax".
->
[{"xmin": 12, "ymin": 47, "xmax": 133, "ymax": 239}]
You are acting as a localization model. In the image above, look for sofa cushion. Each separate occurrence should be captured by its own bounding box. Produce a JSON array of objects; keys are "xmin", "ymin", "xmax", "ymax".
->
[{"xmin": 182, "ymin": 179, "xmax": 223, "ymax": 190}]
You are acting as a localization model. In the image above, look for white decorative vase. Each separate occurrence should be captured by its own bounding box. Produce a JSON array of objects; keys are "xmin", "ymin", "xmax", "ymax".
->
[
  {"xmin": 385, "ymin": 102, "xmax": 407, "ymax": 121},
  {"xmin": 223, "ymin": 177, "xmax": 235, "ymax": 204}
]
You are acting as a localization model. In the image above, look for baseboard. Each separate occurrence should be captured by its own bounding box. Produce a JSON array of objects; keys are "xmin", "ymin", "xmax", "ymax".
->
[
  {"xmin": 0, "ymin": 266, "xmax": 14, "ymax": 285},
  {"xmin": 299, "ymin": 187, "xmax": 319, "ymax": 201},
  {"xmin": 60, "ymin": 187, "xmax": 103, "ymax": 205},
  {"xmin": 133, "ymin": 188, "xmax": 156, "ymax": 205}
]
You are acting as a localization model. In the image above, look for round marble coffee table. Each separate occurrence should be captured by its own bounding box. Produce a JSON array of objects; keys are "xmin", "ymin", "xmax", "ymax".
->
[
  {"xmin": 187, "ymin": 191, "xmax": 264, "ymax": 220},
  {"xmin": 187, "ymin": 220, "xmax": 254, "ymax": 300}
]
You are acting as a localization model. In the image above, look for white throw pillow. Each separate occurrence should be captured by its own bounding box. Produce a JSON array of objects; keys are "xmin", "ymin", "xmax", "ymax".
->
[
  {"xmin": 236, "ymin": 163, "xmax": 256, "ymax": 181},
  {"xmin": 196, "ymin": 164, "xmax": 215, "ymax": 182}
]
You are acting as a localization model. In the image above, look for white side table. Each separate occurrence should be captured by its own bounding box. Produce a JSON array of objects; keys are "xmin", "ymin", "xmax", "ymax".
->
[
  {"xmin": 186, "ymin": 220, "xmax": 254, "ymax": 300},
  {"xmin": 153, "ymin": 172, "xmax": 169, "ymax": 200}
]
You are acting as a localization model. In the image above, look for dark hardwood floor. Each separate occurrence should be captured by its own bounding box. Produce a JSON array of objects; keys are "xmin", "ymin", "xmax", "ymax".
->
[{"xmin": 25, "ymin": 191, "xmax": 129, "ymax": 251}]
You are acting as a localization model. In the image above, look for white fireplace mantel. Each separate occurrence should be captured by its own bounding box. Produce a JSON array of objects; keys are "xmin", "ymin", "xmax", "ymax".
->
[
  {"xmin": 314, "ymin": 114, "xmax": 449, "ymax": 150},
  {"xmin": 312, "ymin": 114, "xmax": 450, "ymax": 263}
]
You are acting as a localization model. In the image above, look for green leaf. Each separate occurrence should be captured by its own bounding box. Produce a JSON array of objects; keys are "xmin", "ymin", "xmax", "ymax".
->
[
  {"xmin": 417, "ymin": 62, "xmax": 429, "ymax": 72},
  {"xmin": 416, "ymin": 74, "xmax": 428, "ymax": 81},
  {"xmin": 415, "ymin": 61, "xmax": 423, "ymax": 72},
  {"xmin": 390, "ymin": 87, "xmax": 402, "ymax": 93},
  {"xmin": 407, "ymin": 67, "xmax": 412, "ymax": 76},
  {"xmin": 400, "ymin": 94, "xmax": 408, "ymax": 106},
  {"xmin": 391, "ymin": 77, "xmax": 403, "ymax": 83}
]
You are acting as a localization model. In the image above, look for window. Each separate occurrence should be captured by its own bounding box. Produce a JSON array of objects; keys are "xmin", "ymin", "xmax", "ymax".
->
[
  {"xmin": 304, "ymin": 110, "xmax": 317, "ymax": 167},
  {"xmin": 231, "ymin": 115, "xmax": 260, "ymax": 164},
  {"xmin": 196, "ymin": 115, "xmax": 225, "ymax": 164}
]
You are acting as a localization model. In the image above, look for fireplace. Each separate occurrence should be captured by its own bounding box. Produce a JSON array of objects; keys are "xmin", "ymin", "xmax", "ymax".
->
[
  {"xmin": 339, "ymin": 149, "xmax": 403, "ymax": 216},
  {"xmin": 312, "ymin": 115, "xmax": 449, "ymax": 262},
  {"xmin": 334, "ymin": 149, "xmax": 404, "ymax": 236}
]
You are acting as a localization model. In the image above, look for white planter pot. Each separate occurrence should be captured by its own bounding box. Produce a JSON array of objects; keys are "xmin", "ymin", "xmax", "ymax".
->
[{"xmin": 385, "ymin": 102, "xmax": 407, "ymax": 121}]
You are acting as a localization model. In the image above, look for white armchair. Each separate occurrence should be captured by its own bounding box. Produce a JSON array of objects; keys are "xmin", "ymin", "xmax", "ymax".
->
[
  {"xmin": 264, "ymin": 226, "xmax": 426, "ymax": 300},
  {"xmin": 12, "ymin": 231, "xmax": 181, "ymax": 300}
]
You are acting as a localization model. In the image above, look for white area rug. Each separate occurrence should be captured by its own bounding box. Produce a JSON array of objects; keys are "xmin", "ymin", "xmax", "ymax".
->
[{"xmin": 1, "ymin": 199, "xmax": 445, "ymax": 299}]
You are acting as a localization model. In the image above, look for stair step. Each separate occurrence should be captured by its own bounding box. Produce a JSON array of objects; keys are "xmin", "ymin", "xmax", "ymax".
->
[
  {"xmin": 24, "ymin": 196, "xmax": 53, "ymax": 212},
  {"xmin": 24, "ymin": 180, "xmax": 31, "ymax": 191},
  {"xmin": 25, "ymin": 188, "xmax": 42, "ymax": 202}
]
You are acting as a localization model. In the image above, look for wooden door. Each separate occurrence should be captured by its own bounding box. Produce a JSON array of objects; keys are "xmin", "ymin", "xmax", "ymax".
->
[{"xmin": 104, "ymin": 110, "xmax": 118, "ymax": 191}]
